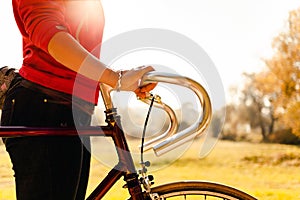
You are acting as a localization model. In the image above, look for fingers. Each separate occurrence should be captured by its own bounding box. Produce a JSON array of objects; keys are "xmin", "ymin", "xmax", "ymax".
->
[
  {"xmin": 137, "ymin": 66, "xmax": 155, "ymax": 87},
  {"xmin": 140, "ymin": 83, "xmax": 157, "ymax": 92},
  {"xmin": 134, "ymin": 83, "xmax": 157, "ymax": 98},
  {"xmin": 134, "ymin": 89, "xmax": 147, "ymax": 99},
  {"xmin": 143, "ymin": 65, "xmax": 155, "ymax": 74},
  {"xmin": 136, "ymin": 65, "xmax": 154, "ymax": 71},
  {"xmin": 134, "ymin": 88, "xmax": 149, "ymax": 99},
  {"xmin": 116, "ymin": 65, "xmax": 156, "ymax": 96},
  {"xmin": 134, "ymin": 66, "xmax": 156, "ymax": 98}
]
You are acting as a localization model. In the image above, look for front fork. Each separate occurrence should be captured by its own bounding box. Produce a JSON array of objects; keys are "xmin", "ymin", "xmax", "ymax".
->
[{"xmin": 123, "ymin": 164, "xmax": 156, "ymax": 200}]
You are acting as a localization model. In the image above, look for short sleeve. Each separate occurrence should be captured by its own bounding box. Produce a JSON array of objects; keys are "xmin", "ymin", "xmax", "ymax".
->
[{"xmin": 15, "ymin": 0, "xmax": 70, "ymax": 52}]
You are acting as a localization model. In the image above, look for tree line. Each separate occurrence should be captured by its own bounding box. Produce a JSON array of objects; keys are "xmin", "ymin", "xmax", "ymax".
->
[{"xmin": 213, "ymin": 7, "xmax": 300, "ymax": 144}]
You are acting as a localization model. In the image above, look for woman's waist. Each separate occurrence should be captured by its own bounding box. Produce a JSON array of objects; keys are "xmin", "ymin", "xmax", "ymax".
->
[{"xmin": 19, "ymin": 65, "xmax": 100, "ymax": 105}]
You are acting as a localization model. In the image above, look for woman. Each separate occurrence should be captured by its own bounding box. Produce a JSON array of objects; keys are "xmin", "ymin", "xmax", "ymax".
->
[{"xmin": 2, "ymin": 0, "xmax": 155, "ymax": 199}]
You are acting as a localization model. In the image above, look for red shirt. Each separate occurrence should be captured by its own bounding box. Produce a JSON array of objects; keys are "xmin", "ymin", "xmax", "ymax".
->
[{"xmin": 13, "ymin": 0, "xmax": 105, "ymax": 104}]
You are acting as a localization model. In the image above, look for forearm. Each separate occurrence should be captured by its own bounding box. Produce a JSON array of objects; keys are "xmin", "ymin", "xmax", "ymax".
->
[{"xmin": 48, "ymin": 31, "xmax": 118, "ymax": 87}]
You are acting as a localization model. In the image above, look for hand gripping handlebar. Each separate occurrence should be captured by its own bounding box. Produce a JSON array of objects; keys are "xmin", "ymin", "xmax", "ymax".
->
[{"xmin": 99, "ymin": 71, "xmax": 212, "ymax": 156}]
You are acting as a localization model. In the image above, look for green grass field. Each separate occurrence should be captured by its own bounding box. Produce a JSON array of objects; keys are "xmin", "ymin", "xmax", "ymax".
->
[{"xmin": 1, "ymin": 140, "xmax": 300, "ymax": 199}]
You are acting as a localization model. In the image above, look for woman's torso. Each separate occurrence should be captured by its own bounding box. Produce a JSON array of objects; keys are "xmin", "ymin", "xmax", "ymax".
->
[{"xmin": 13, "ymin": 0, "xmax": 105, "ymax": 104}]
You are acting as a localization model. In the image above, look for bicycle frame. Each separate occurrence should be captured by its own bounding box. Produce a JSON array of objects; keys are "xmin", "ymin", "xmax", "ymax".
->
[
  {"xmin": 0, "ymin": 72, "xmax": 212, "ymax": 200},
  {"xmin": 0, "ymin": 119, "xmax": 144, "ymax": 200}
]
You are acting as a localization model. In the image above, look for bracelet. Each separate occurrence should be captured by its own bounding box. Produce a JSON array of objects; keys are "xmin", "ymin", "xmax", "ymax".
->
[{"xmin": 116, "ymin": 70, "xmax": 122, "ymax": 92}]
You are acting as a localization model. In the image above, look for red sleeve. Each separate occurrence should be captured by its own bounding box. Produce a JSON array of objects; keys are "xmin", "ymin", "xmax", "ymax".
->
[{"xmin": 13, "ymin": 0, "xmax": 70, "ymax": 52}]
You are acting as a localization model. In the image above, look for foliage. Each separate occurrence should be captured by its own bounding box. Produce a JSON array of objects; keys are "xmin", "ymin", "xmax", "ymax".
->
[
  {"xmin": 282, "ymin": 102, "xmax": 300, "ymax": 136},
  {"xmin": 268, "ymin": 128, "xmax": 300, "ymax": 145},
  {"xmin": 263, "ymin": 7, "xmax": 300, "ymax": 136},
  {"xmin": 233, "ymin": 7, "xmax": 300, "ymax": 140}
]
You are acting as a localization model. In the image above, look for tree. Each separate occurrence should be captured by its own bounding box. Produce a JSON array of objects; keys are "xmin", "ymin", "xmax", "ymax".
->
[
  {"xmin": 240, "ymin": 73, "xmax": 276, "ymax": 141},
  {"xmin": 263, "ymin": 7, "xmax": 300, "ymax": 136},
  {"xmin": 224, "ymin": 7, "xmax": 300, "ymax": 141}
]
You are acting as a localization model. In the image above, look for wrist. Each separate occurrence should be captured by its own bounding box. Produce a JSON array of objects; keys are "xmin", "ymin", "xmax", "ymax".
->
[{"xmin": 101, "ymin": 68, "xmax": 119, "ymax": 88}]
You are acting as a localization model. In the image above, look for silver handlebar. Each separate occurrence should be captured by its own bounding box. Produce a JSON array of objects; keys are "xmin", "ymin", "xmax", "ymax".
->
[
  {"xmin": 139, "ymin": 72, "xmax": 212, "ymax": 156},
  {"xmin": 99, "ymin": 71, "xmax": 212, "ymax": 156}
]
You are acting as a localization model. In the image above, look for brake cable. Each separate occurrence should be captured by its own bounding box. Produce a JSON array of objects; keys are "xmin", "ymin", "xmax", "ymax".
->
[{"xmin": 140, "ymin": 94, "xmax": 155, "ymax": 165}]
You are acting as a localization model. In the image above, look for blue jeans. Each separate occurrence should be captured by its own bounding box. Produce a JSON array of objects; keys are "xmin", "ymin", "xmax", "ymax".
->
[{"xmin": 1, "ymin": 83, "xmax": 91, "ymax": 200}]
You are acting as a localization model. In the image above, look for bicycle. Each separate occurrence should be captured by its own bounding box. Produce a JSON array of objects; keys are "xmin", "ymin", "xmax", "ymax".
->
[{"xmin": 0, "ymin": 72, "xmax": 257, "ymax": 200}]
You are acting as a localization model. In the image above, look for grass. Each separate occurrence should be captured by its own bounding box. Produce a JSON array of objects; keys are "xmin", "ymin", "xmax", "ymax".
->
[{"xmin": 1, "ymin": 139, "xmax": 300, "ymax": 199}]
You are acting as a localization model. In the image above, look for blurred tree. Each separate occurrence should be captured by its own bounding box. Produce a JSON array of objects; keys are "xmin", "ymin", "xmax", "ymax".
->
[
  {"xmin": 222, "ymin": 7, "xmax": 300, "ymax": 141},
  {"xmin": 240, "ymin": 73, "xmax": 276, "ymax": 141},
  {"xmin": 219, "ymin": 103, "xmax": 252, "ymax": 141},
  {"xmin": 263, "ymin": 7, "xmax": 300, "ymax": 136}
]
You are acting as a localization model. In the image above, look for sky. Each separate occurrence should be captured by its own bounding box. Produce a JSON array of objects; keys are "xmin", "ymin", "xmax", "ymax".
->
[{"xmin": 0, "ymin": 0, "xmax": 299, "ymax": 99}]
